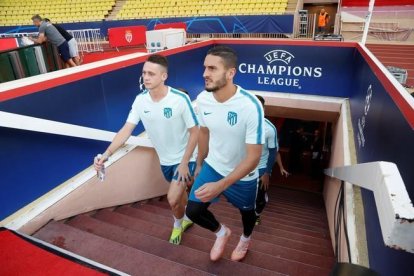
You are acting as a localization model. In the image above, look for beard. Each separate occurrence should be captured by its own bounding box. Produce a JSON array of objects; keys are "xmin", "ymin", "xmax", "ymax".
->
[{"xmin": 205, "ymin": 74, "xmax": 227, "ymax": 92}]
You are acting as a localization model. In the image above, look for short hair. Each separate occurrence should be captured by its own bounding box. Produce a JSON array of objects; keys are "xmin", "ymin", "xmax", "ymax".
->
[
  {"xmin": 44, "ymin": 18, "xmax": 50, "ymax": 22},
  {"xmin": 256, "ymin": 95, "xmax": 265, "ymax": 108},
  {"xmin": 207, "ymin": 45, "xmax": 238, "ymax": 69},
  {"xmin": 31, "ymin": 14, "xmax": 42, "ymax": 21},
  {"xmin": 146, "ymin": 54, "xmax": 168, "ymax": 72}
]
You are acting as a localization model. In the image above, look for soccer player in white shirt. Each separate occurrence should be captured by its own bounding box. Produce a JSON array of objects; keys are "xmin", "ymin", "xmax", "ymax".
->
[
  {"xmin": 254, "ymin": 95, "xmax": 289, "ymax": 226},
  {"xmin": 94, "ymin": 54, "xmax": 199, "ymax": 245},
  {"xmin": 186, "ymin": 46, "xmax": 265, "ymax": 262}
]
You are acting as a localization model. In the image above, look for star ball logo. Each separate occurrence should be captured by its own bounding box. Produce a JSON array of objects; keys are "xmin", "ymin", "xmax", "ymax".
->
[
  {"xmin": 125, "ymin": 30, "xmax": 133, "ymax": 43},
  {"xmin": 238, "ymin": 49, "xmax": 323, "ymax": 89}
]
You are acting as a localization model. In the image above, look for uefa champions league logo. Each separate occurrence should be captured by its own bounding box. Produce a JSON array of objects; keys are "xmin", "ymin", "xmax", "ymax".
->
[
  {"xmin": 238, "ymin": 49, "xmax": 322, "ymax": 89},
  {"xmin": 264, "ymin": 50, "xmax": 295, "ymax": 65}
]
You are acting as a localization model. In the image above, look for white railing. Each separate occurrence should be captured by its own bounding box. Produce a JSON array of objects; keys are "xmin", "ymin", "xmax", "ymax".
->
[
  {"xmin": 68, "ymin": 29, "xmax": 103, "ymax": 54},
  {"xmin": 325, "ymin": 161, "xmax": 414, "ymax": 254}
]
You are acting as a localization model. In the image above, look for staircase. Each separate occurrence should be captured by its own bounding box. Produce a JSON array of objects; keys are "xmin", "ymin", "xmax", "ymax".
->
[
  {"xmin": 106, "ymin": 0, "xmax": 128, "ymax": 21},
  {"xmin": 367, "ymin": 44, "xmax": 414, "ymax": 87},
  {"xmin": 33, "ymin": 186, "xmax": 335, "ymax": 275}
]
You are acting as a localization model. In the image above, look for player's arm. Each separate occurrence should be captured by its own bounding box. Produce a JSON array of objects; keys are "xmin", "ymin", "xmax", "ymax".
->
[
  {"xmin": 195, "ymin": 143, "xmax": 262, "ymax": 202},
  {"xmin": 220, "ymin": 143, "xmax": 262, "ymax": 189},
  {"xmin": 94, "ymin": 122, "xmax": 136, "ymax": 171},
  {"xmin": 196, "ymin": 126, "xmax": 209, "ymax": 165},
  {"xmin": 176, "ymin": 125, "xmax": 199, "ymax": 182},
  {"xmin": 276, "ymin": 153, "xmax": 289, "ymax": 177},
  {"xmin": 260, "ymin": 147, "xmax": 276, "ymax": 191},
  {"xmin": 30, "ymin": 33, "xmax": 46, "ymax": 44}
]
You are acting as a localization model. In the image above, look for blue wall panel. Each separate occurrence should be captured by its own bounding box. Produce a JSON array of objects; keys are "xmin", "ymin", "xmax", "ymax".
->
[
  {"xmin": 349, "ymin": 50, "xmax": 414, "ymax": 276},
  {"xmin": 0, "ymin": 127, "xmax": 107, "ymax": 219}
]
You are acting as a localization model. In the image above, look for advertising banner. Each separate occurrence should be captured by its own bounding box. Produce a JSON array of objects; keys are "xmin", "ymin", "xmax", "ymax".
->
[
  {"xmin": 225, "ymin": 43, "xmax": 355, "ymax": 97},
  {"xmin": 108, "ymin": 25, "xmax": 147, "ymax": 48}
]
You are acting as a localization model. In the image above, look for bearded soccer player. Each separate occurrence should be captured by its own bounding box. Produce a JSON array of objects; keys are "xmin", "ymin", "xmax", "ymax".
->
[
  {"xmin": 186, "ymin": 46, "xmax": 265, "ymax": 262},
  {"xmin": 254, "ymin": 95, "xmax": 289, "ymax": 225},
  {"xmin": 94, "ymin": 54, "xmax": 199, "ymax": 245}
]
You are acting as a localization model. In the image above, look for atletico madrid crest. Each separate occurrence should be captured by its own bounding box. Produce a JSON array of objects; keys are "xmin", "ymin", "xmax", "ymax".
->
[
  {"xmin": 227, "ymin": 111, "xmax": 238, "ymax": 126},
  {"xmin": 164, "ymin": 107, "xmax": 173, "ymax": 118}
]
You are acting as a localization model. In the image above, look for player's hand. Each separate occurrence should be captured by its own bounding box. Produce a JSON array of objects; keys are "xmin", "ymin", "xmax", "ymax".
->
[
  {"xmin": 194, "ymin": 181, "xmax": 224, "ymax": 202},
  {"xmin": 260, "ymin": 173, "xmax": 270, "ymax": 191},
  {"xmin": 94, "ymin": 154, "xmax": 108, "ymax": 172},
  {"xmin": 175, "ymin": 162, "xmax": 191, "ymax": 183},
  {"xmin": 280, "ymin": 168, "xmax": 290, "ymax": 178}
]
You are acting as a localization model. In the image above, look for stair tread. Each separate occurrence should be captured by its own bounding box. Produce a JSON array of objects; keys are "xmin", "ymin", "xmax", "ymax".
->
[
  {"xmin": 99, "ymin": 208, "xmax": 334, "ymax": 272},
  {"xmin": 147, "ymin": 201, "xmax": 332, "ymax": 248},
  {"xmin": 33, "ymin": 221, "xmax": 211, "ymax": 276},
  {"xmin": 125, "ymin": 204, "xmax": 334, "ymax": 257},
  {"xmin": 67, "ymin": 214, "xmax": 281, "ymax": 276}
]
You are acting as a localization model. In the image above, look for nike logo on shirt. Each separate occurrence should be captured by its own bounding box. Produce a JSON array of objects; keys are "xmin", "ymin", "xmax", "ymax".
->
[
  {"xmin": 203, "ymin": 112, "xmax": 212, "ymax": 115},
  {"xmin": 144, "ymin": 110, "xmax": 150, "ymax": 113}
]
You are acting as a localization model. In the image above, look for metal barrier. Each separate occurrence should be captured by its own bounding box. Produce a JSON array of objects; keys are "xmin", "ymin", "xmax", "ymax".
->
[{"xmin": 67, "ymin": 29, "xmax": 103, "ymax": 54}]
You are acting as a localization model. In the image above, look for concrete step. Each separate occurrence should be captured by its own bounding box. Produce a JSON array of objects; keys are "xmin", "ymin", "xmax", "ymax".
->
[
  {"xmin": 101, "ymin": 208, "xmax": 334, "ymax": 272},
  {"xmin": 33, "ymin": 221, "xmax": 211, "ymax": 276},
  {"xmin": 67, "ymin": 214, "xmax": 280, "ymax": 276},
  {"xmin": 129, "ymin": 204, "xmax": 334, "ymax": 257}
]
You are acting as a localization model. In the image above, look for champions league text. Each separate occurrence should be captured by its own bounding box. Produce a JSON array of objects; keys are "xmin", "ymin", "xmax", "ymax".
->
[{"xmin": 238, "ymin": 63, "xmax": 323, "ymax": 88}]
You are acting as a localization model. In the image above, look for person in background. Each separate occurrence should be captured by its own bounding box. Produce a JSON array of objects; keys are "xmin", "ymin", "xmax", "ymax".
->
[
  {"xmin": 317, "ymin": 8, "xmax": 330, "ymax": 34},
  {"xmin": 94, "ymin": 54, "xmax": 199, "ymax": 246},
  {"xmin": 311, "ymin": 129, "xmax": 323, "ymax": 179},
  {"xmin": 186, "ymin": 46, "xmax": 264, "ymax": 262},
  {"xmin": 44, "ymin": 18, "xmax": 81, "ymax": 66},
  {"xmin": 30, "ymin": 14, "xmax": 76, "ymax": 68},
  {"xmin": 254, "ymin": 95, "xmax": 289, "ymax": 225},
  {"xmin": 288, "ymin": 125, "xmax": 307, "ymax": 174}
]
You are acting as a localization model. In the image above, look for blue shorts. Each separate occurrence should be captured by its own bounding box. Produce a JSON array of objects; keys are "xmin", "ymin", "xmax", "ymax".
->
[
  {"xmin": 57, "ymin": 41, "xmax": 71, "ymax": 62},
  {"xmin": 161, "ymin": 162, "xmax": 196, "ymax": 183},
  {"xmin": 189, "ymin": 162, "xmax": 258, "ymax": 211}
]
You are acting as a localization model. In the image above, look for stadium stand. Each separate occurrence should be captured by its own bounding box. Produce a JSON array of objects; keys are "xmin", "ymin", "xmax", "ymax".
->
[
  {"xmin": 0, "ymin": 0, "xmax": 115, "ymax": 26},
  {"xmin": 114, "ymin": 0, "xmax": 289, "ymax": 20},
  {"xmin": 0, "ymin": 0, "xmax": 291, "ymax": 27}
]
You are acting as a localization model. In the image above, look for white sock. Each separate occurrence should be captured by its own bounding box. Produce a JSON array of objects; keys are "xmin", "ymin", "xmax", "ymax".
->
[
  {"xmin": 241, "ymin": 234, "xmax": 251, "ymax": 242},
  {"xmin": 215, "ymin": 224, "xmax": 227, "ymax": 238},
  {"xmin": 183, "ymin": 214, "xmax": 191, "ymax": 222},
  {"xmin": 173, "ymin": 216, "xmax": 183, "ymax": 228}
]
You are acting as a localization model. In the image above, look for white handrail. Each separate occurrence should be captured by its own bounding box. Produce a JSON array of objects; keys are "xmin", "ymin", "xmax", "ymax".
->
[{"xmin": 325, "ymin": 161, "xmax": 414, "ymax": 253}]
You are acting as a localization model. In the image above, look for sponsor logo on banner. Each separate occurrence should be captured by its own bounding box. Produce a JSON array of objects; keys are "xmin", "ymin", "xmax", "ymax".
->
[
  {"xmin": 125, "ymin": 30, "xmax": 133, "ymax": 43},
  {"xmin": 357, "ymin": 84, "xmax": 373, "ymax": 148},
  {"xmin": 238, "ymin": 49, "xmax": 323, "ymax": 90},
  {"xmin": 164, "ymin": 107, "xmax": 173, "ymax": 118},
  {"xmin": 227, "ymin": 111, "xmax": 238, "ymax": 126}
]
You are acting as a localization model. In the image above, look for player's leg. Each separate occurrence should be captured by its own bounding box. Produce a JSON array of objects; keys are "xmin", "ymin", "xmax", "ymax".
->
[
  {"xmin": 59, "ymin": 42, "xmax": 76, "ymax": 68},
  {"xmin": 167, "ymin": 179, "xmax": 187, "ymax": 244},
  {"xmin": 165, "ymin": 162, "xmax": 196, "ymax": 244},
  {"xmin": 68, "ymin": 38, "xmax": 81, "ymax": 65},
  {"xmin": 255, "ymin": 177, "xmax": 268, "ymax": 225},
  {"xmin": 186, "ymin": 162, "xmax": 231, "ymax": 261},
  {"xmin": 181, "ymin": 161, "xmax": 196, "ymax": 232},
  {"xmin": 223, "ymin": 178, "xmax": 258, "ymax": 261}
]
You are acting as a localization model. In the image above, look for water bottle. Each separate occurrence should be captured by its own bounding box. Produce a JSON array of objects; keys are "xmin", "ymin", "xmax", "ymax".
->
[{"xmin": 96, "ymin": 154, "xmax": 105, "ymax": 182}]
